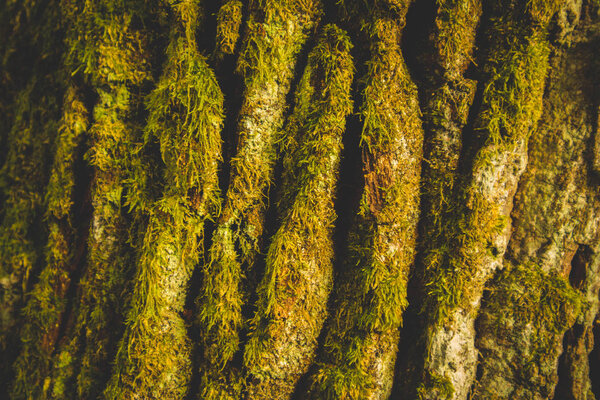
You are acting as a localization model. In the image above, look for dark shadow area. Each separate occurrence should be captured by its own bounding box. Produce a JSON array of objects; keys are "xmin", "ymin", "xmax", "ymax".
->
[
  {"xmin": 554, "ymin": 323, "xmax": 584, "ymax": 400},
  {"xmin": 590, "ymin": 320, "xmax": 600, "ymax": 398}
]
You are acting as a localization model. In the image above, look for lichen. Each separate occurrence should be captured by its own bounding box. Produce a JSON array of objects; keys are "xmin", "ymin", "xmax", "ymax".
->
[
  {"xmin": 307, "ymin": 2, "xmax": 424, "ymax": 398},
  {"xmin": 242, "ymin": 24, "xmax": 354, "ymax": 400},
  {"xmin": 196, "ymin": 1, "xmax": 322, "ymax": 398}
]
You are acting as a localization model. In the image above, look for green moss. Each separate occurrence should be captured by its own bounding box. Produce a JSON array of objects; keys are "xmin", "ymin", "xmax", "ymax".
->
[
  {"xmin": 215, "ymin": 0, "xmax": 243, "ymax": 57},
  {"xmin": 474, "ymin": 262, "xmax": 582, "ymax": 399},
  {"xmin": 416, "ymin": 4, "xmax": 481, "ymax": 327},
  {"xmin": 416, "ymin": 1, "xmax": 565, "ymax": 397},
  {"xmin": 242, "ymin": 24, "xmax": 353, "ymax": 400},
  {"xmin": 196, "ymin": 1, "xmax": 322, "ymax": 398},
  {"xmin": 422, "ymin": 0, "xmax": 564, "ymax": 326},
  {"xmin": 308, "ymin": 2, "xmax": 424, "ymax": 398},
  {"xmin": 417, "ymin": 371, "xmax": 454, "ymax": 400},
  {"xmin": 41, "ymin": 1, "xmax": 162, "ymax": 398},
  {"xmin": 0, "ymin": 0, "xmax": 67, "ymax": 393},
  {"xmin": 9, "ymin": 84, "xmax": 88, "ymax": 400},
  {"xmin": 103, "ymin": 2, "xmax": 224, "ymax": 399}
]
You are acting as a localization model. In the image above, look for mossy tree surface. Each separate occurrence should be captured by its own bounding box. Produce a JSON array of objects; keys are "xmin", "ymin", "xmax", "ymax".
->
[
  {"xmin": 196, "ymin": 1, "xmax": 322, "ymax": 398},
  {"xmin": 306, "ymin": 2, "xmax": 425, "ymax": 398},
  {"xmin": 104, "ymin": 1, "xmax": 224, "ymax": 399},
  {"xmin": 0, "ymin": 0, "xmax": 66, "ymax": 391},
  {"xmin": 416, "ymin": 0, "xmax": 567, "ymax": 398},
  {"xmin": 475, "ymin": 4, "xmax": 600, "ymax": 398},
  {"xmin": 1, "ymin": 1, "xmax": 600, "ymax": 400},
  {"xmin": 41, "ymin": 0, "xmax": 161, "ymax": 398},
  {"xmin": 242, "ymin": 24, "xmax": 354, "ymax": 400}
]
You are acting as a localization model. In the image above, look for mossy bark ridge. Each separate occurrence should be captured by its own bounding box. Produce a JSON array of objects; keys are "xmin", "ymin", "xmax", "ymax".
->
[
  {"xmin": 418, "ymin": 0, "xmax": 481, "ymax": 272},
  {"xmin": 242, "ymin": 24, "xmax": 354, "ymax": 400},
  {"xmin": 0, "ymin": 0, "xmax": 65, "ymax": 383},
  {"xmin": 196, "ymin": 1, "xmax": 322, "ymax": 399},
  {"xmin": 45, "ymin": 0, "xmax": 159, "ymax": 398},
  {"xmin": 104, "ymin": 1, "xmax": 224, "ymax": 399},
  {"xmin": 307, "ymin": 1, "xmax": 425, "ymax": 399},
  {"xmin": 418, "ymin": 0, "xmax": 567, "ymax": 399},
  {"xmin": 9, "ymin": 84, "xmax": 87, "ymax": 400},
  {"xmin": 475, "ymin": 4, "xmax": 600, "ymax": 398}
]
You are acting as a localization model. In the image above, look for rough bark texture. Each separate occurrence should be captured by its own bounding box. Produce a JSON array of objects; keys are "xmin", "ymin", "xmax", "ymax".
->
[{"xmin": 1, "ymin": 1, "xmax": 600, "ymax": 400}]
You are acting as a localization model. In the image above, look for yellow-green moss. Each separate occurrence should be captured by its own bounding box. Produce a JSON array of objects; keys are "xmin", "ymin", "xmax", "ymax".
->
[
  {"xmin": 417, "ymin": 1, "xmax": 565, "ymax": 398},
  {"xmin": 417, "ymin": 371, "xmax": 454, "ymax": 400},
  {"xmin": 0, "ymin": 0, "xmax": 66, "ymax": 393},
  {"xmin": 196, "ymin": 1, "xmax": 322, "ymax": 398},
  {"xmin": 215, "ymin": 0, "xmax": 243, "ymax": 57},
  {"xmin": 419, "ymin": 0, "xmax": 481, "ymax": 247},
  {"xmin": 421, "ymin": 0, "xmax": 564, "ymax": 328},
  {"xmin": 242, "ymin": 24, "xmax": 354, "ymax": 400},
  {"xmin": 44, "ymin": 1, "xmax": 161, "ymax": 398},
  {"xmin": 308, "ymin": 2, "xmax": 424, "ymax": 398},
  {"xmin": 104, "ymin": 2, "xmax": 224, "ymax": 399},
  {"xmin": 9, "ymin": 84, "xmax": 88, "ymax": 400},
  {"xmin": 473, "ymin": 262, "xmax": 582, "ymax": 399}
]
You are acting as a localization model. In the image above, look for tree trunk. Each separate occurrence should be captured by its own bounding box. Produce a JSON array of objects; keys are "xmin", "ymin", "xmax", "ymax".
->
[{"xmin": 1, "ymin": 0, "xmax": 599, "ymax": 399}]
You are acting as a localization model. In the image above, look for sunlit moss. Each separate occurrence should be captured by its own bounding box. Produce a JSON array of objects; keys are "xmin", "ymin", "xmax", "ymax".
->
[
  {"xmin": 417, "ymin": 0, "xmax": 565, "ymax": 398},
  {"xmin": 242, "ymin": 24, "xmax": 354, "ymax": 400},
  {"xmin": 308, "ymin": 2, "xmax": 424, "ymax": 398},
  {"xmin": 215, "ymin": 0, "xmax": 243, "ymax": 58},
  {"xmin": 419, "ymin": 0, "xmax": 481, "ymax": 248},
  {"xmin": 42, "ymin": 1, "xmax": 161, "ymax": 398},
  {"xmin": 103, "ymin": 1, "xmax": 224, "ymax": 398},
  {"xmin": 196, "ymin": 1, "xmax": 322, "ymax": 398},
  {"xmin": 422, "ymin": 0, "xmax": 563, "ymax": 329}
]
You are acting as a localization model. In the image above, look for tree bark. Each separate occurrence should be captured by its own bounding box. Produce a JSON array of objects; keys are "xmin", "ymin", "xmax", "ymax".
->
[{"xmin": 1, "ymin": 1, "xmax": 599, "ymax": 400}]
